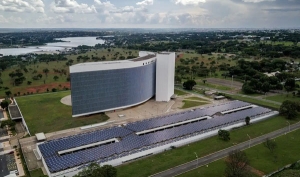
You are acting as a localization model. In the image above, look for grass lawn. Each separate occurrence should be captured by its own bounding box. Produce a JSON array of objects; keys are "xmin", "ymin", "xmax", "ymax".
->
[
  {"xmin": 181, "ymin": 100, "xmax": 208, "ymax": 109},
  {"xmin": 179, "ymin": 128, "xmax": 300, "ymax": 177},
  {"xmin": 117, "ymin": 115, "xmax": 298, "ymax": 177},
  {"xmin": 174, "ymin": 89, "xmax": 188, "ymax": 96},
  {"xmin": 273, "ymin": 169, "xmax": 300, "ymax": 177},
  {"xmin": 227, "ymin": 94, "xmax": 280, "ymax": 110},
  {"xmin": 178, "ymin": 159, "xmax": 227, "ymax": 177},
  {"xmin": 196, "ymin": 81, "xmax": 232, "ymax": 91},
  {"xmin": 178, "ymin": 158, "xmax": 259, "ymax": 177},
  {"xmin": 30, "ymin": 168, "xmax": 46, "ymax": 177},
  {"xmin": 185, "ymin": 97, "xmax": 208, "ymax": 101},
  {"xmin": 245, "ymin": 128, "xmax": 300, "ymax": 174},
  {"xmin": 265, "ymin": 94, "xmax": 300, "ymax": 103},
  {"xmin": 16, "ymin": 91, "xmax": 109, "ymax": 134}
]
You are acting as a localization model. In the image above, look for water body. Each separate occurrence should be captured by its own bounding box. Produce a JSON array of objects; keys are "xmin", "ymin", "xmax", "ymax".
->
[{"xmin": 0, "ymin": 37, "xmax": 105, "ymax": 56}]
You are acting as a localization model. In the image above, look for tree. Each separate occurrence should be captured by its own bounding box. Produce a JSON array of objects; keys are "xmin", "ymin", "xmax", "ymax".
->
[
  {"xmin": 218, "ymin": 129, "xmax": 230, "ymax": 141},
  {"xmin": 27, "ymin": 81, "xmax": 32, "ymax": 85},
  {"xmin": 0, "ymin": 100, "xmax": 9, "ymax": 110},
  {"xmin": 183, "ymin": 80, "xmax": 196, "ymax": 90},
  {"xmin": 284, "ymin": 78, "xmax": 296, "ymax": 94},
  {"xmin": 43, "ymin": 68, "xmax": 49, "ymax": 77},
  {"xmin": 74, "ymin": 163, "xmax": 117, "ymax": 177},
  {"xmin": 53, "ymin": 76, "xmax": 59, "ymax": 81},
  {"xmin": 5, "ymin": 91, "xmax": 11, "ymax": 97},
  {"xmin": 264, "ymin": 138, "xmax": 277, "ymax": 154},
  {"xmin": 225, "ymin": 150, "xmax": 250, "ymax": 177},
  {"xmin": 279, "ymin": 100, "xmax": 300, "ymax": 119},
  {"xmin": 245, "ymin": 116, "xmax": 250, "ymax": 126},
  {"xmin": 203, "ymin": 79, "xmax": 207, "ymax": 84},
  {"xmin": 261, "ymin": 82, "xmax": 270, "ymax": 94}
]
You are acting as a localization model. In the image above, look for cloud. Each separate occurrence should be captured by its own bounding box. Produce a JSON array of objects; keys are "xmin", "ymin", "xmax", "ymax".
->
[
  {"xmin": 243, "ymin": 0, "xmax": 275, "ymax": 3},
  {"xmin": 136, "ymin": 0, "xmax": 154, "ymax": 6},
  {"xmin": 174, "ymin": 0, "xmax": 206, "ymax": 6},
  {"xmin": 51, "ymin": 0, "xmax": 97, "ymax": 14},
  {"xmin": 263, "ymin": 7, "xmax": 300, "ymax": 12},
  {"xmin": 0, "ymin": 15, "xmax": 8, "ymax": 23},
  {"xmin": 0, "ymin": 0, "xmax": 44, "ymax": 13}
]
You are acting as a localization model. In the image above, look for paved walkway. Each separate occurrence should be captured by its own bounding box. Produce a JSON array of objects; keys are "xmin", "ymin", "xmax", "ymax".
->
[{"xmin": 151, "ymin": 121, "xmax": 300, "ymax": 177}]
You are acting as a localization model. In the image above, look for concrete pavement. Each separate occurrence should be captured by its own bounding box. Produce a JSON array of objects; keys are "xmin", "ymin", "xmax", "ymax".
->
[{"xmin": 151, "ymin": 121, "xmax": 300, "ymax": 177}]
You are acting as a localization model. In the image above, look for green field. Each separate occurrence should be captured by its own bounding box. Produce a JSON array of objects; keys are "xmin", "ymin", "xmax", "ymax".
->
[
  {"xmin": 0, "ymin": 48, "xmax": 139, "ymax": 97},
  {"xmin": 264, "ymin": 41, "xmax": 300, "ymax": 46},
  {"xmin": 185, "ymin": 97, "xmax": 208, "ymax": 101},
  {"xmin": 117, "ymin": 116, "xmax": 298, "ymax": 177},
  {"xmin": 30, "ymin": 168, "xmax": 46, "ymax": 177},
  {"xmin": 245, "ymin": 128, "xmax": 300, "ymax": 174},
  {"xmin": 16, "ymin": 91, "xmax": 109, "ymax": 134},
  {"xmin": 174, "ymin": 89, "xmax": 188, "ymax": 96},
  {"xmin": 181, "ymin": 100, "xmax": 208, "ymax": 109},
  {"xmin": 227, "ymin": 94, "xmax": 281, "ymax": 110},
  {"xmin": 171, "ymin": 123, "xmax": 300, "ymax": 177},
  {"xmin": 265, "ymin": 94, "xmax": 300, "ymax": 103},
  {"xmin": 196, "ymin": 81, "xmax": 232, "ymax": 91},
  {"xmin": 178, "ymin": 159, "xmax": 227, "ymax": 177}
]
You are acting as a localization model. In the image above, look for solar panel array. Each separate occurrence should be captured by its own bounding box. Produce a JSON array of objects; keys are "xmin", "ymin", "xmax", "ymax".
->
[{"xmin": 38, "ymin": 101, "xmax": 273, "ymax": 173}]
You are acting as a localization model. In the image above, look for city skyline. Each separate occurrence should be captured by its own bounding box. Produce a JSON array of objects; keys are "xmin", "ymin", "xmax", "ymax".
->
[{"xmin": 0, "ymin": 0, "xmax": 299, "ymax": 28}]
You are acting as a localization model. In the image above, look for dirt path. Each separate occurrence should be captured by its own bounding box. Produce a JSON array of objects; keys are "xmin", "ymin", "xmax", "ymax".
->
[{"xmin": 247, "ymin": 165, "xmax": 265, "ymax": 176}]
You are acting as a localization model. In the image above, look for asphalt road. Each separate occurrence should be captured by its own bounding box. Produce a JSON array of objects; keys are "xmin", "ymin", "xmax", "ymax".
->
[{"xmin": 151, "ymin": 121, "xmax": 300, "ymax": 177}]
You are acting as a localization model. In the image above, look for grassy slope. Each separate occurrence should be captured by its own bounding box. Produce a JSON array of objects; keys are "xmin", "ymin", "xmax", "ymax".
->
[
  {"xmin": 117, "ymin": 116, "xmax": 298, "ymax": 177},
  {"xmin": 16, "ymin": 91, "xmax": 109, "ymax": 134}
]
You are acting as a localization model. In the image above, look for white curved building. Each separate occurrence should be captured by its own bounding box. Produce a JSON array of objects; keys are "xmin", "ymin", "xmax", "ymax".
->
[{"xmin": 70, "ymin": 51, "xmax": 175, "ymax": 117}]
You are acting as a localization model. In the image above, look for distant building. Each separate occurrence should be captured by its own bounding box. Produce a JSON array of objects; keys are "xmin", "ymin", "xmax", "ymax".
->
[
  {"xmin": 264, "ymin": 71, "xmax": 280, "ymax": 77},
  {"xmin": 69, "ymin": 51, "xmax": 175, "ymax": 117}
]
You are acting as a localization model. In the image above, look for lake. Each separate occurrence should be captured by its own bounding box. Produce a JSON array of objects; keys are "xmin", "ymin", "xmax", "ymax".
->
[{"xmin": 0, "ymin": 37, "xmax": 105, "ymax": 56}]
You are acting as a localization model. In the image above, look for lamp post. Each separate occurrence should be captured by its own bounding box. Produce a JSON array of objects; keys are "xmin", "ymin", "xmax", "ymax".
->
[
  {"xmin": 194, "ymin": 152, "xmax": 198, "ymax": 167},
  {"xmin": 247, "ymin": 134, "xmax": 251, "ymax": 148},
  {"xmin": 286, "ymin": 121, "xmax": 290, "ymax": 133}
]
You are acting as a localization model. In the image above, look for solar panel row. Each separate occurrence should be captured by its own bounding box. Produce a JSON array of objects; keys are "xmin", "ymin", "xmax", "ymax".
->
[{"xmin": 38, "ymin": 101, "xmax": 272, "ymax": 173}]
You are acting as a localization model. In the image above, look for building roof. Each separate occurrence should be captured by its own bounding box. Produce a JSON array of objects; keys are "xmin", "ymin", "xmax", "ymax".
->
[{"xmin": 129, "ymin": 54, "xmax": 156, "ymax": 61}]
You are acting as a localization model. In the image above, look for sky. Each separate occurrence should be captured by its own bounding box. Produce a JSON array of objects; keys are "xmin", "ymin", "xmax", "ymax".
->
[{"xmin": 0, "ymin": 0, "xmax": 299, "ymax": 28}]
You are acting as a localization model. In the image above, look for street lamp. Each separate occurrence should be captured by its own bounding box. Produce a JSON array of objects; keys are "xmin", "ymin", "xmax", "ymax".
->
[
  {"xmin": 286, "ymin": 121, "xmax": 290, "ymax": 133},
  {"xmin": 194, "ymin": 152, "xmax": 198, "ymax": 167},
  {"xmin": 247, "ymin": 134, "xmax": 251, "ymax": 148}
]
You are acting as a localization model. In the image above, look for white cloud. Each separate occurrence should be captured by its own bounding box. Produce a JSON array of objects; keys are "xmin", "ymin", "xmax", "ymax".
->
[
  {"xmin": 51, "ymin": 0, "xmax": 97, "ymax": 14},
  {"xmin": 0, "ymin": 0, "xmax": 44, "ymax": 13},
  {"xmin": 243, "ymin": 0, "xmax": 276, "ymax": 3},
  {"xmin": 174, "ymin": 0, "xmax": 206, "ymax": 6},
  {"xmin": 0, "ymin": 15, "xmax": 8, "ymax": 23},
  {"xmin": 136, "ymin": 0, "xmax": 154, "ymax": 6}
]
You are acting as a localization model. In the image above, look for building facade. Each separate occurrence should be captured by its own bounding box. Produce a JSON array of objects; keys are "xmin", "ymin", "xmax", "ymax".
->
[{"xmin": 70, "ymin": 52, "xmax": 174, "ymax": 117}]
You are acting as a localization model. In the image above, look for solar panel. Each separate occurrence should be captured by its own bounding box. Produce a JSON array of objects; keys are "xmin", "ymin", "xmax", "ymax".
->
[{"xmin": 39, "ymin": 101, "xmax": 273, "ymax": 173}]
